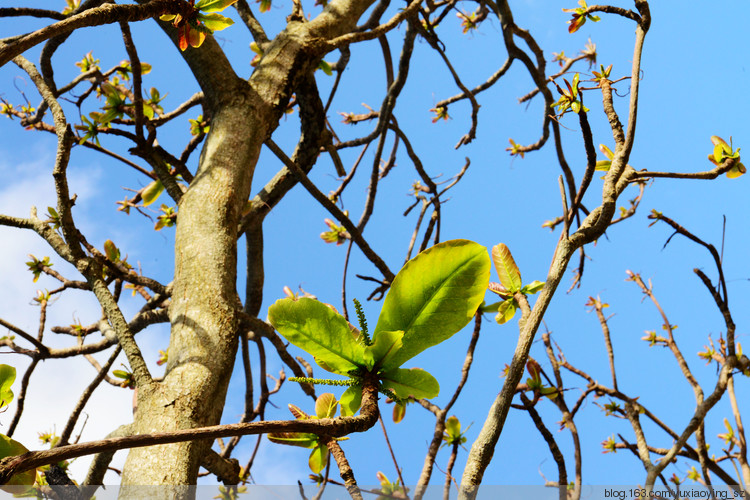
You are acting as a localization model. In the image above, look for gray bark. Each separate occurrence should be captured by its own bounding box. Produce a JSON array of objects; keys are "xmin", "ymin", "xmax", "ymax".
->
[{"xmin": 120, "ymin": 0, "xmax": 377, "ymax": 489}]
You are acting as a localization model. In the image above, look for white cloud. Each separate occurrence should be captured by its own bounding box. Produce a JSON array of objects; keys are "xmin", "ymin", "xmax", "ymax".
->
[{"xmin": 0, "ymin": 151, "xmax": 134, "ymax": 483}]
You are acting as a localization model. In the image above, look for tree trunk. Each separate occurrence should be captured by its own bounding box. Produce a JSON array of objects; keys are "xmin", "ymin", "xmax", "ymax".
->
[{"xmin": 120, "ymin": 0, "xmax": 376, "ymax": 489}]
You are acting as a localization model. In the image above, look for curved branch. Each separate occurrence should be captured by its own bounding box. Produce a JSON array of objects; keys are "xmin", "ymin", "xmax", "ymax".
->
[
  {"xmin": 0, "ymin": 376, "xmax": 381, "ymax": 484},
  {"xmin": 0, "ymin": 1, "xmax": 177, "ymax": 68}
]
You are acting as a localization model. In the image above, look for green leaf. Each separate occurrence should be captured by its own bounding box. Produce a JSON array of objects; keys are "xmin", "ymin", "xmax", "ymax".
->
[
  {"xmin": 480, "ymin": 301, "xmax": 503, "ymax": 313},
  {"xmin": 392, "ymin": 401, "xmax": 406, "ymax": 423},
  {"xmin": 339, "ymin": 385, "xmax": 362, "ymax": 417},
  {"xmin": 540, "ymin": 386, "xmax": 558, "ymax": 399},
  {"xmin": 495, "ymin": 299, "xmax": 517, "ymax": 324},
  {"xmin": 195, "ymin": 0, "xmax": 239, "ymax": 13},
  {"xmin": 380, "ymin": 367, "xmax": 439, "ymax": 400},
  {"xmin": 367, "ymin": 330, "xmax": 403, "ymax": 370},
  {"xmin": 727, "ymin": 162, "xmax": 746, "ymax": 179},
  {"xmin": 100, "ymin": 82, "xmax": 122, "ymax": 102},
  {"xmin": 445, "ymin": 415, "xmax": 461, "ymax": 437},
  {"xmin": 267, "ymin": 432, "xmax": 318, "ymax": 448},
  {"xmin": 318, "ymin": 60, "xmax": 333, "ymax": 76},
  {"xmin": 374, "ymin": 240, "xmax": 490, "ymax": 370},
  {"xmin": 308, "ymin": 444, "xmax": 328, "ymax": 474},
  {"xmin": 491, "ymin": 243, "xmax": 522, "ymax": 293},
  {"xmin": 268, "ymin": 298, "xmax": 366, "ymax": 375},
  {"xmin": 713, "ymin": 143, "xmax": 728, "ymax": 163},
  {"xmin": 595, "ymin": 160, "xmax": 612, "ymax": 171},
  {"xmin": 520, "ymin": 280, "xmax": 545, "ymax": 295},
  {"xmin": 141, "ymin": 103, "xmax": 154, "ymax": 120},
  {"xmin": 103, "ymin": 239, "xmax": 120, "ymax": 262},
  {"xmin": 0, "ymin": 365, "xmax": 15, "ymax": 409},
  {"xmin": 198, "ymin": 12, "xmax": 235, "ymax": 31},
  {"xmin": 315, "ymin": 393, "xmax": 338, "ymax": 419},
  {"xmin": 141, "ymin": 179, "xmax": 164, "ymax": 206},
  {"xmin": 0, "ymin": 434, "xmax": 35, "ymax": 492}
]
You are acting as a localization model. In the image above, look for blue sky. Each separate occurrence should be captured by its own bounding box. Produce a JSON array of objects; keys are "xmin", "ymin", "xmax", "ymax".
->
[{"xmin": 1, "ymin": 0, "xmax": 749, "ymax": 491}]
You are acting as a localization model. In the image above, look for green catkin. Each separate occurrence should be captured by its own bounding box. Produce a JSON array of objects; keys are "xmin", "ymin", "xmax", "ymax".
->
[
  {"xmin": 353, "ymin": 298, "xmax": 371, "ymax": 346},
  {"xmin": 289, "ymin": 377, "xmax": 354, "ymax": 387}
]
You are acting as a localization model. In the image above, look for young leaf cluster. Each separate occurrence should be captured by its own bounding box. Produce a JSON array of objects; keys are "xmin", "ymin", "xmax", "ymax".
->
[
  {"xmin": 483, "ymin": 244, "xmax": 544, "ymax": 324},
  {"xmin": 551, "ymin": 73, "xmax": 588, "ymax": 116},
  {"xmin": 268, "ymin": 393, "xmax": 345, "ymax": 474},
  {"xmin": 268, "ymin": 240, "xmax": 490, "ymax": 414},
  {"xmin": 160, "ymin": 0, "xmax": 239, "ymax": 51},
  {"xmin": 563, "ymin": 0, "xmax": 600, "ymax": 34},
  {"xmin": 709, "ymin": 136, "xmax": 746, "ymax": 178}
]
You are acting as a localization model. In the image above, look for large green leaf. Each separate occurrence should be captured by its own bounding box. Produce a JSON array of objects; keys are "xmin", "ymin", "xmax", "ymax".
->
[
  {"xmin": 491, "ymin": 243, "xmax": 522, "ymax": 292},
  {"xmin": 374, "ymin": 240, "xmax": 490, "ymax": 370},
  {"xmin": 339, "ymin": 385, "xmax": 362, "ymax": 417},
  {"xmin": 380, "ymin": 367, "xmax": 439, "ymax": 400},
  {"xmin": 366, "ymin": 330, "xmax": 403, "ymax": 370},
  {"xmin": 0, "ymin": 434, "xmax": 35, "ymax": 492},
  {"xmin": 0, "ymin": 365, "xmax": 16, "ymax": 409},
  {"xmin": 268, "ymin": 298, "xmax": 365, "ymax": 375}
]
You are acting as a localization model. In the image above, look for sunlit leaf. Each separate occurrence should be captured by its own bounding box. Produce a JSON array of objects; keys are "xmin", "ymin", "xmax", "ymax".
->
[
  {"xmin": 445, "ymin": 415, "xmax": 461, "ymax": 437},
  {"xmin": 392, "ymin": 402, "xmax": 406, "ymax": 423},
  {"xmin": 195, "ymin": 0, "xmax": 239, "ymax": 13},
  {"xmin": 480, "ymin": 300, "xmax": 502, "ymax": 313},
  {"xmin": 0, "ymin": 434, "xmax": 35, "ymax": 492},
  {"xmin": 141, "ymin": 179, "xmax": 164, "ymax": 206},
  {"xmin": 188, "ymin": 27, "xmax": 206, "ymax": 48},
  {"xmin": 380, "ymin": 367, "xmax": 439, "ymax": 400},
  {"xmin": 198, "ymin": 12, "xmax": 235, "ymax": 31},
  {"xmin": 318, "ymin": 60, "xmax": 333, "ymax": 76},
  {"xmin": 495, "ymin": 298, "xmax": 517, "ymax": 324},
  {"xmin": 0, "ymin": 365, "xmax": 15, "ymax": 409},
  {"xmin": 315, "ymin": 393, "xmax": 338, "ymax": 419},
  {"xmin": 103, "ymin": 239, "xmax": 120, "ymax": 262},
  {"xmin": 367, "ymin": 330, "xmax": 403, "ymax": 370},
  {"xmin": 308, "ymin": 444, "xmax": 328, "ymax": 474},
  {"xmin": 727, "ymin": 162, "xmax": 746, "ymax": 179},
  {"xmin": 595, "ymin": 160, "xmax": 612, "ymax": 171},
  {"xmin": 491, "ymin": 243, "xmax": 522, "ymax": 292},
  {"xmin": 141, "ymin": 103, "xmax": 154, "ymax": 120},
  {"xmin": 267, "ymin": 432, "xmax": 318, "ymax": 448},
  {"xmin": 339, "ymin": 385, "xmax": 362, "ymax": 417},
  {"xmin": 520, "ymin": 280, "xmax": 545, "ymax": 295},
  {"xmin": 713, "ymin": 143, "xmax": 728, "ymax": 164},
  {"xmin": 268, "ymin": 298, "xmax": 366, "ymax": 375},
  {"xmin": 374, "ymin": 240, "xmax": 490, "ymax": 370}
]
